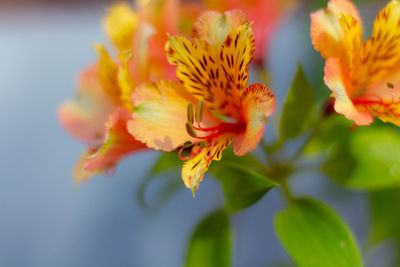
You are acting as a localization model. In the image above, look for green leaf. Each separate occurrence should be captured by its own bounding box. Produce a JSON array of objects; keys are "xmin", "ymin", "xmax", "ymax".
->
[
  {"xmin": 324, "ymin": 126, "xmax": 400, "ymax": 190},
  {"xmin": 219, "ymin": 147, "xmax": 266, "ymax": 172},
  {"xmin": 136, "ymin": 152, "xmax": 181, "ymax": 207},
  {"xmin": 274, "ymin": 198, "xmax": 362, "ymax": 267},
  {"xmin": 322, "ymin": 136, "xmax": 357, "ymax": 186},
  {"xmin": 210, "ymin": 162, "xmax": 278, "ymax": 213},
  {"xmin": 185, "ymin": 210, "xmax": 232, "ymax": 267},
  {"xmin": 304, "ymin": 114, "xmax": 352, "ymax": 155},
  {"xmin": 280, "ymin": 64, "xmax": 315, "ymax": 141},
  {"xmin": 346, "ymin": 127, "xmax": 400, "ymax": 189},
  {"xmin": 369, "ymin": 188, "xmax": 400, "ymax": 244},
  {"xmin": 149, "ymin": 151, "xmax": 181, "ymax": 175}
]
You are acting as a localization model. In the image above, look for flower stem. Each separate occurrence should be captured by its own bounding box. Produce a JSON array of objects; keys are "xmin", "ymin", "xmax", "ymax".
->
[{"xmin": 280, "ymin": 179, "xmax": 292, "ymax": 204}]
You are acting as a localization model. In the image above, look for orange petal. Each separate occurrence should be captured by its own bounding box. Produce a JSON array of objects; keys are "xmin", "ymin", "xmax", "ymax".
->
[
  {"xmin": 182, "ymin": 134, "xmax": 235, "ymax": 194},
  {"xmin": 357, "ymin": 66, "xmax": 400, "ymax": 127},
  {"xmin": 310, "ymin": 0, "xmax": 362, "ymax": 60},
  {"xmin": 192, "ymin": 10, "xmax": 248, "ymax": 50},
  {"xmin": 127, "ymin": 81, "xmax": 198, "ymax": 151},
  {"xmin": 128, "ymin": 22, "xmax": 157, "ymax": 84},
  {"xmin": 324, "ymin": 58, "xmax": 373, "ymax": 125},
  {"xmin": 58, "ymin": 64, "xmax": 116, "ymax": 144},
  {"xmin": 177, "ymin": 2, "xmax": 204, "ymax": 36},
  {"xmin": 234, "ymin": 84, "xmax": 276, "ymax": 156},
  {"xmin": 80, "ymin": 107, "xmax": 147, "ymax": 182},
  {"xmin": 74, "ymin": 152, "xmax": 99, "ymax": 184},
  {"xmin": 202, "ymin": 0, "xmax": 296, "ymax": 63},
  {"xmin": 103, "ymin": 2, "xmax": 139, "ymax": 54},
  {"xmin": 139, "ymin": 0, "xmax": 179, "ymax": 37}
]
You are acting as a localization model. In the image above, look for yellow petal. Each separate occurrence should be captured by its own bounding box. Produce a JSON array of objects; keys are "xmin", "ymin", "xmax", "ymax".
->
[
  {"xmin": 103, "ymin": 2, "xmax": 138, "ymax": 54},
  {"xmin": 182, "ymin": 134, "xmax": 235, "ymax": 194},
  {"xmin": 310, "ymin": 0, "xmax": 362, "ymax": 60},
  {"xmin": 165, "ymin": 23, "xmax": 255, "ymax": 119},
  {"xmin": 353, "ymin": 0, "xmax": 400, "ymax": 90},
  {"xmin": 339, "ymin": 14, "xmax": 362, "ymax": 74},
  {"xmin": 127, "ymin": 81, "xmax": 198, "ymax": 151},
  {"xmin": 117, "ymin": 61, "xmax": 136, "ymax": 111},
  {"xmin": 94, "ymin": 44, "xmax": 121, "ymax": 106},
  {"xmin": 233, "ymin": 83, "xmax": 276, "ymax": 156}
]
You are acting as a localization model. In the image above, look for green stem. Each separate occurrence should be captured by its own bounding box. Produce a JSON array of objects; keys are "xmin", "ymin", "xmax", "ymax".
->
[
  {"xmin": 289, "ymin": 100, "xmax": 329, "ymax": 162},
  {"xmin": 280, "ymin": 179, "xmax": 293, "ymax": 203}
]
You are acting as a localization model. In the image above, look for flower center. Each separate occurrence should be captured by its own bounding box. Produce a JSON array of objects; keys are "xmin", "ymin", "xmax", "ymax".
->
[{"xmin": 178, "ymin": 101, "xmax": 244, "ymax": 162}]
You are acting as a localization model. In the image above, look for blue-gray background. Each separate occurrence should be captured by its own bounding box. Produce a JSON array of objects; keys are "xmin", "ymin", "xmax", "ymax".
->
[{"xmin": 0, "ymin": 1, "xmax": 391, "ymax": 266}]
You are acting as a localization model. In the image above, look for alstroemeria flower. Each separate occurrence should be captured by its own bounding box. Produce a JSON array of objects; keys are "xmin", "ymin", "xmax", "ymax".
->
[
  {"xmin": 128, "ymin": 10, "xmax": 276, "ymax": 193},
  {"xmin": 59, "ymin": 0, "xmax": 202, "ymax": 182},
  {"xmin": 311, "ymin": 0, "xmax": 400, "ymax": 126},
  {"xmin": 203, "ymin": 0, "xmax": 297, "ymax": 64}
]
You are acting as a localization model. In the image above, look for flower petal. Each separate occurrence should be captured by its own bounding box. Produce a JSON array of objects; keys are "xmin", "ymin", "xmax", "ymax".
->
[
  {"xmin": 324, "ymin": 58, "xmax": 373, "ymax": 125},
  {"xmin": 103, "ymin": 2, "xmax": 138, "ymax": 54},
  {"xmin": 356, "ymin": 66, "xmax": 400, "ymax": 126},
  {"xmin": 233, "ymin": 84, "xmax": 276, "ymax": 156},
  {"xmin": 58, "ymin": 64, "xmax": 116, "ymax": 144},
  {"xmin": 128, "ymin": 22, "xmax": 158, "ymax": 83},
  {"xmin": 117, "ymin": 61, "xmax": 136, "ymax": 111},
  {"xmin": 165, "ymin": 22, "xmax": 255, "ymax": 119},
  {"xmin": 94, "ymin": 44, "xmax": 121, "ymax": 106},
  {"xmin": 74, "ymin": 152, "xmax": 99, "ymax": 183},
  {"xmin": 80, "ymin": 107, "xmax": 147, "ymax": 182},
  {"xmin": 182, "ymin": 133, "xmax": 235, "ymax": 194},
  {"xmin": 192, "ymin": 10, "xmax": 248, "ymax": 49},
  {"xmin": 127, "ymin": 81, "xmax": 198, "ymax": 151},
  {"xmin": 202, "ymin": 0, "xmax": 296, "ymax": 63},
  {"xmin": 353, "ymin": 0, "xmax": 400, "ymax": 89},
  {"xmin": 310, "ymin": 0, "xmax": 362, "ymax": 60}
]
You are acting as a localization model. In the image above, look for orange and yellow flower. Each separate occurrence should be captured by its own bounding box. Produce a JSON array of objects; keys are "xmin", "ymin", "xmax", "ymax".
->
[
  {"xmin": 128, "ymin": 10, "xmax": 276, "ymax": 194},
  {"xmin": 59, "ymin": 0, "xmax": 203, "ymax": 182},
  {"xmin": 311, "ymin": 0, "xmax": 400, "ymax": 126},
  {"xmin": 203, "ymin": 0, "xmax": 297, "ymax": 64}
]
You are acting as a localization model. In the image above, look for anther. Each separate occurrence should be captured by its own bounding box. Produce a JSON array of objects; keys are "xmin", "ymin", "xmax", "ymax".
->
[
  {"xmin": 183, "ymin": 141, "xmax": 193, "ymax": 148},
  {"xmin": 200, "ymin": 141, "xmax": 207, "ymax": 148},
  {"xmin": 387, "ymin": 82, "xmax": 394, "ymax": 89},
  {"xmin": 187, "ymin": 102, "xmax": 194, "ymax": 123},
  {"xmin": 185, "ymin": 122, "xmax": 197, "ymax": 137},
  {"xmin": 195, "ymin": 100, "xmax": 204, "ymax": 122}
]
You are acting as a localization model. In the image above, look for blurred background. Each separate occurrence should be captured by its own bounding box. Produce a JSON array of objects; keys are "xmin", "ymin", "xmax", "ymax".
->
[{"xmin": 0, "ymin": 0, "xmax": 393, "ymax": 266}]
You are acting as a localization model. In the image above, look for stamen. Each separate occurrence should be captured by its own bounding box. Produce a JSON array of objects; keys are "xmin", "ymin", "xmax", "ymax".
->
[
  {"xmin": 195, "ymin": 100, "xmax": 204, "ymax": 122},
  {"xmin": 179, "ymin": 146, "xmax": 202, "ymax": 160},
  {"xmin": 387, "ymin": 82, "xmax": 394, "ymax": 89},
  {"xmin": 183, "ymin": 141, "xmax": 193, "ymax": 148},
  {"xmin": 202, "ymin": 137, "xmax": 216, "ymax": 162},
  {"xmin": 187, "ymin": 102, "xmax": 194, "ymax": 124},
  {"xmin": 185, "ymin": 122, "xmax": 198, "ymax": 137},
  {"xmin": 193, "ymin": 124, "xmax": 222, "ymax": 132}
]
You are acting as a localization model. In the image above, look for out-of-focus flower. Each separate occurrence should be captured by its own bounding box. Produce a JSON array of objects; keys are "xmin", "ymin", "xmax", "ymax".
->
[
  {"xmin": 59, "ymin": 0, "xmax": 203, "ymax": 182},
  {"xmin": 311, "ymin": 0, "xmax": 400, "ymax": 126},
  {"xmin": 203, "ymin": 0, "xmax": 297, "ymax": 64},
  {"xmin": 128, "ymin": 10, "xmax": 276, "ymax": 194}
]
